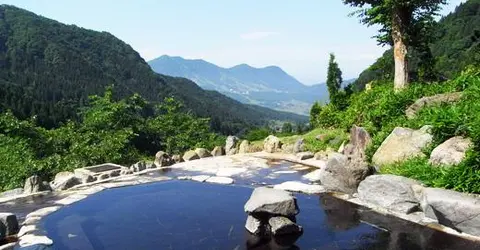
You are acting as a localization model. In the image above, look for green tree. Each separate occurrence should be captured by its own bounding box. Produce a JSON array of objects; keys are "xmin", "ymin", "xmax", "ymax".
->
[
  {"xmin": 343, "ymin": 0, "xmax": 446, "ymax": 91},
  {"xmin": 282, "ymin": 122, "xmax": 293, "ymax": 134},
  {"xmin": 326, "ymin": 53, "xmax": 343, "ymax": 107},
  {"xmin": 309, "ymin": 101, "xmax": 322, "ymax": 127}
]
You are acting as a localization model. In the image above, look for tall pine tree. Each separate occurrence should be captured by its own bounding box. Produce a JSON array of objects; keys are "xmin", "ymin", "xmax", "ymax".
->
[{"xmin": 326, "ymin": 53, "xmax": 343, "ymax": 108}]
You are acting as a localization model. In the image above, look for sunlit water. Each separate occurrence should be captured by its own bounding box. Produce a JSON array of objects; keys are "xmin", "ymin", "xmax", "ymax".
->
[{"xmin": 41, "ymin": 181, "xmax": 480, "ymax": 250}]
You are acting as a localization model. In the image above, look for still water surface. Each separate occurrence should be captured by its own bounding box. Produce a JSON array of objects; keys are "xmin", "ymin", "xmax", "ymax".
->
[{"xmin": 42, "ymin": 181, "xmax": 480, "ymax": 250}]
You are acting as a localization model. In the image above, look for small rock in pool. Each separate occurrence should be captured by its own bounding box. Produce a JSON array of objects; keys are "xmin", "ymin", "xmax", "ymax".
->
[
  {"xmin": 190, "ymin": 175, "xmax": 211, "ymax": 182},
  {"xmin": 205, "ymin": 176, "xmax": 234, "ymax": 185},
  {"xmin": 245, "ymin": 215, "xmax": 264, "ymax": 235},
  {"xmin": 268, "ymin": 216, "xmax": 303, "ymax": 236},
  {"xmin": 274, "ymin": 181, "xmax": 325, "ymax": 194},
  {"xmin": 244, "ymin": 187, "xmax": 298, "ymax": 216}
]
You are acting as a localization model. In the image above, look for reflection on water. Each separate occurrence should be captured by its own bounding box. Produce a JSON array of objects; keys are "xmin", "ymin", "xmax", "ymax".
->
[{"xmin": 41, "ymin": 181, "xmax": 479, "ymax": 250}]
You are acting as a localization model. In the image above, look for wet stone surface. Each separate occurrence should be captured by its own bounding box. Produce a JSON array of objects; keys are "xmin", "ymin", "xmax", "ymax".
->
[{"xmin": 40, "ymin": 181, "xmax": 480, "ymax": 250}]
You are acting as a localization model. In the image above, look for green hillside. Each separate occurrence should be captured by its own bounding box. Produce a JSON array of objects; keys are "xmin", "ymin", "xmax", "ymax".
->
[{"xmin": 0, "ymin": 5, "xmax": 305, "ymax": 134}]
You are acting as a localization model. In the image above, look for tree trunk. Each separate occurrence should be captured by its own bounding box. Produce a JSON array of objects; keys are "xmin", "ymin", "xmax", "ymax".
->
[{"xmin": 392, "ymin": 12, "xmax": 409, "ymax": 92}]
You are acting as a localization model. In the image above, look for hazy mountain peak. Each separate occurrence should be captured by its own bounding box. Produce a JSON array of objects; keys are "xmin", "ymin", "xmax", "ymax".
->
[{"xmin": 148, "ymin": 55, "xmax": 332, "ymax": 115}]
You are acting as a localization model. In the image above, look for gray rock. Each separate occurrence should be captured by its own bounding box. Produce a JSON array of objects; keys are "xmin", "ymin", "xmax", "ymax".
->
[
  {"xmin": 293, "ymin": 139, "xmax": 305, "ymax": 153},
  {"xmin": 183, "ymin": 150, "xmax": 200, "ymax": 161},
  {"xmin": 74, "ymin": 172, "xmax": 95, "ymax": 184},
  {"xmin": 23, "ymin": 175, "xmax": 51, "ymax": 194},
  {"xmin": 195, "ymin": 148, "xmax": 212, "ymax": 158},
  {"xmin": 120, "ymin": 169, "xmax": 133, "ymax": 175},
  {"xmin": 244, "ymin": 187, "xmax": 298, "ymax": 216},
  {"xmin": 358, "ymin": 175, "xmax": 422, "ymax": 214},
  {"xmin": 263, "ymin": 135, "xmax": 281, "ymax": 153},
  {"xmin": 268, "ymin": 216, "xmax": 302, "ymax": 236},
  {"xmin": 0, "ymin": 188, "xmax": 24, "ymax": 198},
  {"xmin": 0, "ymin": 213, "xmax": 19, "ymax": 236},
  {"xmin": 406, "ymin": 92, "xmax": 463, "ymax": 119},
  {"xmin": 109, "ymin": 169, "xmax": 121, "ymax": 177},
  {"xmin": 372, "ymin": 126, "xmax": 433, "ymax": 167},
  {"xmin": 130, "ymin": 161, "xmax": 146, "ymax": 172},
  {"xmin": 225, "ymin": 136, "xmax": 239, "ymax": 155},
  {"xmin": 429, "ymin": 136, "xmax": 472, "ymax": 166},
  {"xmin": 239, "ymin": 140, "xmax": 250, "ymax": 154},
  {"xmin": 211, "ymin": 146, "xmax": 225, "ymax": 156},
  {"xmin": 146, "ymin": 162, "xmax": 157, "ymax": 169},
  {"xmin": 343, "ymin": 126, "xmax": 372, "ymax": 160},
  {"xmin": 421, "ymin": 187, "xmax": 480, "ymax": 236},
  {"xmin": 154, "ymin": 151, "xmax": 173, "ymax": 167},
  {"xmin": 281, "ymin": 144, "xmax": 294, "ymax": 154},
  {"xmin": 172, "ymin": 154, "xmax": 184, "ymax": 163},
  {"xmin": 319, "ymin": 153, "xmax": 372, "ymax": 194},
  {"xmin": 296, "ymin": 152, "xmax": 314, "ymax": 160},
  {"xmin": 245, "ymin": 215, "xmax": 264, "ymax": 235},
  {"xmin": 98, "ymin": 173, "xmax": 110, "ymax": 180},
  {"xmin": 50, "ymin": 172, "xmax": 80, "ymax": 191}
]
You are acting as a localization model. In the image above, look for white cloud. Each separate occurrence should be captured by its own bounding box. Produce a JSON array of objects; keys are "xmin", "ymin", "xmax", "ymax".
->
[{"xmin": 240, "ymin": 31, "xmax": 279, "ymax": 41}]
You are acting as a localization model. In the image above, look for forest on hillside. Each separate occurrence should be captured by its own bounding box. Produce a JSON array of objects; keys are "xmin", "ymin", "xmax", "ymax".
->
[{"xmin": 0, "ymin": 5, "xmax": 305, "ymax": 136}]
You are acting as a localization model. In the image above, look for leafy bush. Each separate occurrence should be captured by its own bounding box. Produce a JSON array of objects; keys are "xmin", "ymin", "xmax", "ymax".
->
[{"xmin": 0, "ymin": 88, "xmax": 223, "ymax": 191}]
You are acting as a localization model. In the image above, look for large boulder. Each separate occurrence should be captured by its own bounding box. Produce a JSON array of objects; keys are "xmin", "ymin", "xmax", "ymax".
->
[
  {"xmin": 343, "ymin": 126, "xmax": 371, "ymax": 160},
  {"xmin": 319, "ymin": 153, "xmax": 372, "ymax": 194},
  {"xmin": 194, "ymin": 148, "xmax": 212, "ymax": 158},
  {"xmin": 154, "ymin": 151, "xmax": 173, "ymax": 167},
  {"xmin": 182, "ymin": 150, "xmax": 200, "ymax": 161},
  {"xmin": 268, "ymin": 216, "xmax": 303, "ymax": 236},
  {"xmin": 225, "ymin": 136, "xmax": 239, "ymax": 155},
  {"xmin": 0, "ymin": 213, "xmax": 19, "ymax": 237},
  {"xmin": 372, "ymin": 126, "xmax": 433, "ymax": 167},
  {"xmin": 263, "ymin": 135, "xmax": 282, "ymax": 153},
  {"xmin": 211, "ymin": 146, "xmax": 225, "ymax": 157},
  {"xmin": 429, "ymin": 136, "xmax": 472, "ymax": 166},
  {"xmin": 172, "ymin": 154, "xmax": 183, "ymax": 163},
  {"xmin": 244, "ymin": 187, "xmax": 298, "ymax": 216},
  {"xmin": 23, "ymin": 175, "xmax": 51, "ymax": 194},
  {"xmin": 358, "ymin": 175, "xmax": 422, "ymax": 214},
  {"xmin": 421, "ymin": 187, "xmax": 480, "ymax": 236},
  {"xmin": 239, "ymin": 140, "xmax": 250, "ymax": 154},
  {"xmin": 293, "ymin": 139, "xmax": 305, "ymax": 153},
  {"xmin": 406, "ymin": 92, "xmax": 463, "ymax": 119},
  {"xmin": 50, "ymin": 172, "xmax": 80, "ymax": 191}
]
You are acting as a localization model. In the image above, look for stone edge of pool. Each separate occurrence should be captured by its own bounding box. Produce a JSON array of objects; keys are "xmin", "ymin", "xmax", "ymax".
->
[{"xmin": 2, "ymin": 153, "xmax": 480, "ymax": 249}]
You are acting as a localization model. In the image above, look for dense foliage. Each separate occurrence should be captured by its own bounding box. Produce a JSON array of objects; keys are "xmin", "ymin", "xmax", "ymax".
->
[
  {"xmin": 354, "ymin": 0, "xmax": 480, "ymax": 90},
  {"xmin": 311, "ymin": 67, "xmax": 480, "ymax": 193},
  {"xmin": 0, "ymin": 5, "xmax": 305, "ymax": 136},
  {"xmin": 0, "ymin": 89, "xmax": 223, "ymax": 191}
]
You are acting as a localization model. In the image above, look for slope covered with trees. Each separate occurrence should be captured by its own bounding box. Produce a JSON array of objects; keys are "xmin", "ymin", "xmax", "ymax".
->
[
  {"xmin": 0, "ymin": 5, "xmax": 305, "ymax": 135},
  {"xmin": 353, "ymin": 0, "xmax": 480, "ymax": 90}
]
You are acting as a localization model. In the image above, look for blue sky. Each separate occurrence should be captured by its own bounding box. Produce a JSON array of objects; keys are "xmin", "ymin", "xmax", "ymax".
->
[{"xmin": 0, "ymin": 0, "xmax": 466, "ymax": 84}]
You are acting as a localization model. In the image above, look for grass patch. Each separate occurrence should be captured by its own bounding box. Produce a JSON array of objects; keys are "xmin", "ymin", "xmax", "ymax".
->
[{"xmin": 380, "ymin": 157, "xmax": 480, "ymax": 193}]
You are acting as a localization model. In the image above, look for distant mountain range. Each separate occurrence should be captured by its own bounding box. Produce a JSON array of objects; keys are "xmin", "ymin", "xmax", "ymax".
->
[{"xmin": 148, "ymin": 55, "xmax": 355, "ymax": 115}]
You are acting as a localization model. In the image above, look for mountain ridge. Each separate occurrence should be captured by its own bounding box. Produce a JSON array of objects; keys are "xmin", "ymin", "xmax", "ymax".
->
[{"xmin": 149, "ymin": 55, "xmax": 343, "ymax": 114}]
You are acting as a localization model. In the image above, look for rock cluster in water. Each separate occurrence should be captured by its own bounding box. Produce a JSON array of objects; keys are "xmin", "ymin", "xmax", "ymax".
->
[{"xmin": 244, "ymin": 187, "xmax": 303, "ymax": 247}]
